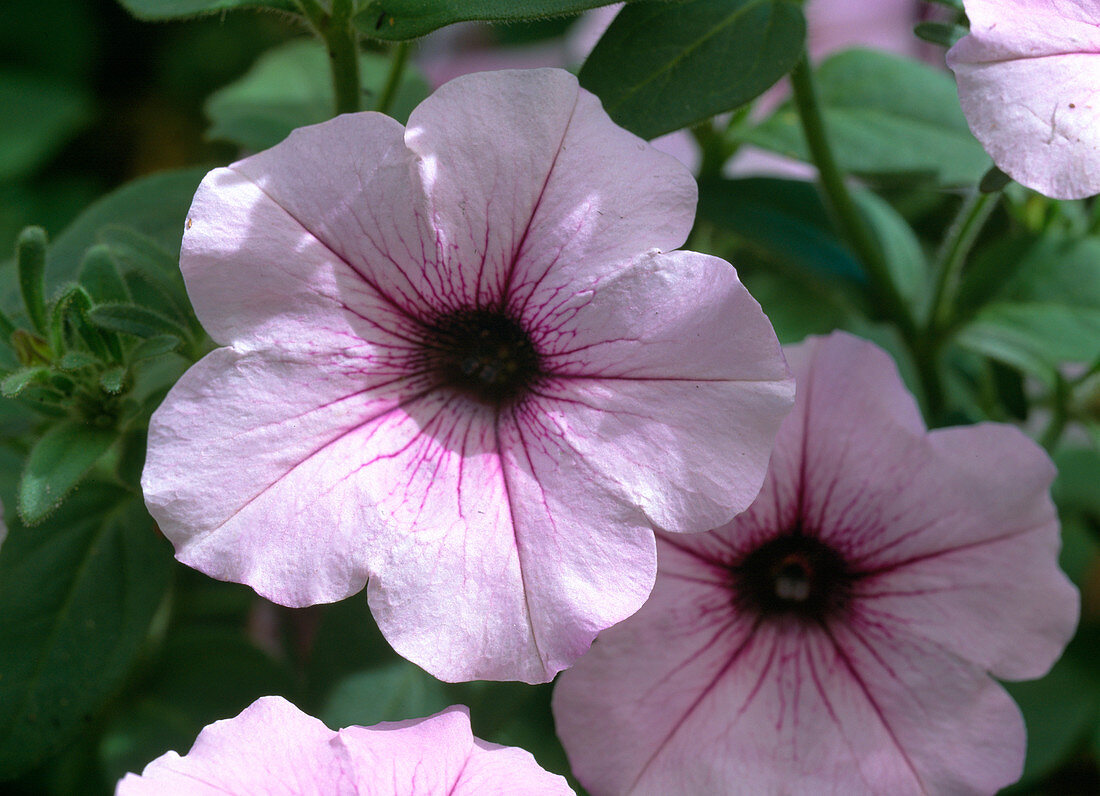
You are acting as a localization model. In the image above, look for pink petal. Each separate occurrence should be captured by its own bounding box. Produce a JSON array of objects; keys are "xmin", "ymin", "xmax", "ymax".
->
[
  {"xmin": 143, "ymin": 347, "xmax": 415, "ymax": 606},
  {"xmin": 786, "ymin": 336, "xmax": 1078, "ymax": 680},
  {"xmin": 181, "ymin": 166, "xmax": 425, "ymax": 350},
  {"xmin": 115, "ymin": 696, "xmax": 349, "ymax": 795},
  {"xmin": 855, "ymin": 424, "xmax": 1079, "ymax": 681},
  {"xmin": 527, "ymin": 250, "xmax": 793, "ymax": 531},
  {"xmin": 336, "ymin": 706, "xmax": 573, "ymax": 794},
  {"xmin": 224, "ymin": 113, "xmax": 450, "ymax": 319},
  {"xmin": 404, "ymin": 69, "xmax": 697, "ymax": 311},
  {"xmin": 947, "ymin": 0, "xmax": 1100, "ymax": 198},
  {"xmin": 553, "ymin": 537, "xmax": 1026, "ymax": 795}
]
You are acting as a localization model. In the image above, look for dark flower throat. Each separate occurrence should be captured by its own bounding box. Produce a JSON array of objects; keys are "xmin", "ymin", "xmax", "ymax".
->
[
  {"xmin": 731, "ymin": 532, "xmax": 853, "ymax": 625},
  {"xmin": 421, "ymin": 308, "xmax": 542, "ymax": 407}
]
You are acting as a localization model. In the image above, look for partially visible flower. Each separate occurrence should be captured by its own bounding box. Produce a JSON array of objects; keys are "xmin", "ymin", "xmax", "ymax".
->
[
  {"xmin": 553, "ymin": 332, "xmax": 1078, "ymax": 795},
  {"xmin": 142, "ymin": 68, "xmax": 793, "ymax": 684},
  {"xmin": 947, "ymin": 0, "xmax": 1100, "ymax": 199},
  {"xmin": 116, "ymin": 696, "xmax": 573, "ymax": 795}
]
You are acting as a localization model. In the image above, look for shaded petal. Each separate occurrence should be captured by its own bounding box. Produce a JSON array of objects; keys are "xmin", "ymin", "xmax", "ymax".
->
[
  {"xmin": 226, "ymin": 113, "xmax": 449, "ymax": 319},
  {"xmin": 404, "ymin": 69, "xmax": 696, "ymax": 311},
  {"xmin": 781, "ymin": 336, "xmax": 1078, "ymax": 678},
  {"xmin": 336, "ymin": 706, "xmax": 573, "ymax": 794},
  {"xmin": 370, "ymin": 391, "xmax": 656, "ymax": 683},
  {"xmin": 554, "ymin": 540, "xmax": 1026, "ymax": 795},
  {"xmin": 181, "ymin": 166, "xmax": 426, "ymax": 351},
  {"xmin": 526, "ymin": 372, "xmax": 792, "ymax": 533},
  {"xmin": 856, "ymin": 425, "xmax": 1078, "ymax": 681},
  {"xmin": 116, "ymin": 696, "xmax": 350, "ymax": 795},
  {"xmin": 947, "ymin": 0, "xmax": 1100, "ymax": 198},
  {"xmin": 143, "ymin": 347, "xmax": 414, "ymax": 606},
  {"xmin": 497, "ymin": 403, "xmax": 659, "ymax": 679}
]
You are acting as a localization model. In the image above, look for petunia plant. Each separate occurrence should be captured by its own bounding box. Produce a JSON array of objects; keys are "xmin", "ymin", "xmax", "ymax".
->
[{"xmin": 0, "ymin": 0, "xmax": 1099, "ymax": 794}]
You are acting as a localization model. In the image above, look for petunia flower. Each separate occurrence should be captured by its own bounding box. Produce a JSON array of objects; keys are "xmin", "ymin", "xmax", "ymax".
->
[
  {"xmin": 116, "ymin": 696, "xmax": 573, "ymax": 795},
  {"xmin": 141, "ymin": 68, "xmax": 794, "ymax": 683},
  {"xmin": 947, "ymin": 0, "xmax": 1100, "ymax": 199},
  {"xmin": 553, "ymin": 331, "xmax": 1078, "ymax": 795}
]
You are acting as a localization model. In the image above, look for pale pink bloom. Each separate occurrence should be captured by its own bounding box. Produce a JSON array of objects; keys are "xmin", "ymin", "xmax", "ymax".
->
[
  {"xmin": 142, "ymin": 68, "xmax": 793, "ymax": 683},
  {"xmin": 553, "ymin": 332, "xmax": 1078, "ymax": 795},
  {"xmin": 947, "ymin": 0, "xmax": 1100, "ymax": 199},
  {"xmin": 116, "ymin": 696, "xmax": 573, "ymax": 795}
]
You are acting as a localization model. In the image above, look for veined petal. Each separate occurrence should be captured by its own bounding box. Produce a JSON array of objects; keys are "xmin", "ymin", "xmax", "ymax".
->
[
  {"xmin": 336, "ymin": 706, "xmax": 573, "ymax": 794},
  {"xmin": 404, "ymin": 69, "xmax": 696, "ymax": 311}
]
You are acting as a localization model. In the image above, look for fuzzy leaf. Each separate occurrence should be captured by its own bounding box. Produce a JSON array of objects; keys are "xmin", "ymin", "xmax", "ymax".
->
[{"xmin": 18, "ymin": 420, "xmax": 117, "ymax": 524}]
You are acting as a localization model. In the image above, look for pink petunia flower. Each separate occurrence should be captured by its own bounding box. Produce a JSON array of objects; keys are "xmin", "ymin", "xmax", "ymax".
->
[
  {"xmin": 947, "ymin": 0, "xmax": 1100, "ymax": 199},
  {"xmin": 141, "ymin": 68, "xmax": 794, "ymax": 683},
  {"xmin": 116, "ymin": 696, "xmax": 573, "ymax": 794},
  {"xmin": 553, "ymin": 331, "xmax": 1078, "ymax": 794}
]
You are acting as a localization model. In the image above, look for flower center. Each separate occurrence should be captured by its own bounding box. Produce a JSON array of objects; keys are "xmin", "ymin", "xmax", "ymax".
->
[
  {"xmin": 421, "ymin": 308, "xmax": 542, "ymax": 407},
  {"xmin": 730, "ymin": 533, "xmax": 852, "ymax": 624}
]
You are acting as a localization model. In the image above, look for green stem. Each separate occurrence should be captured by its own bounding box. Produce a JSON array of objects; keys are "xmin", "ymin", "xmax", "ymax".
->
[
  {"xmin": 788, "ymin": 55, "xmax": 952, "ymax": 420},
  {"xmin": 297, "ymin": 0, "xmax": 361, "ymax": 116},
  {"xmin": 926, "ymin": 190, "xmax": 997, "ymax": 335},
  {"xmin": 788, "ymin": 57, "xmax": 915, "ymax": 339},
  {"xmin": 1039, "ymin": 375, "xmax": 1070, "ymax": 453},
  {"xmin": 375, "ymin": 42, "xmax": 410, "ymax": 116}
]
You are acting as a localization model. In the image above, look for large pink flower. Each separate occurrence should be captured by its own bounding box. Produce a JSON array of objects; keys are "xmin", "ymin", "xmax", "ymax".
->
[
  {"xmin": 141, "ymin": 68, "xmax": 794, "ymax": 683},
  {"xmin": 947, "ymin": 0, "xmax": 1100, "ymax": 199},
  {"xmin": 553, "ymin": 332, "xmax": 1078, "ymax": 794},
  {"xmin": 116, "ymin": 696, "xmax": 573, "ymax": 794}
]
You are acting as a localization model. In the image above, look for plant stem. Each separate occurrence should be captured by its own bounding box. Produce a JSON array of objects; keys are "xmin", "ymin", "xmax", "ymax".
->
[
  {"xmin": 788, "ymin": 54, "xmax": 949, "ymax": 416},
  {"xmin": 297, "ymin": 0, "xmax": 362, "ymax": 116},
  {"xmin": 1039, "ymin": 375, "xmax": 1070, "ymax": 453},
  {"xmin": 375, "ymin": 42, "xmax": 410, "ymax": 116},
  {"xmin": 926, "ymin": 190, "xmax": 997, "ymax": 335},
  {"xmin": 788, "ymin": 56, "xmax": 915, "ymax": 339}
]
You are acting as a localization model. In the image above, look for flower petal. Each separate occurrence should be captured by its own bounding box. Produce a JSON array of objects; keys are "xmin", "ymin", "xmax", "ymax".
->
[
  {"xmin": 224, "ymin": 112, "xmax": 451, "ymax": 319},
  {"xmin": 336, "ymin": 706, "xmax": 573, "ymax": 794},
  {"xmin": 554, "ymin": 539, "xmax": 1027, "ymax": 795},
  {"xmin": 116, "ymin": 696, "xmax": 348, "ymax": 795},
  {"xmin": 947, "ymin": 0, "xmax": 1100, "ymax": 198},
  {"xmin": 143, "ymin": 347, "xmax": 414, "ymax": 606},
  {"xmin": 855, "ymin": 425, "xmax": 1079, "ymax": 681},
  {"xmin": 404, "ymin": 69, "xmax": 697, "ymax": 311},
  {"xmin": 181, "ymin": 165, "xmax": 426, "ymax": 351}
]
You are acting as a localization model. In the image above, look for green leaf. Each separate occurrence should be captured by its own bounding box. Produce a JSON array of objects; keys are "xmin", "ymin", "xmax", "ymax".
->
[
  {"xmin": 696, "ymin": 177, "xmax": 861, "ymax": 342},
  {"xmin": 321, "ymin": 661, "xmax": 452, "ymax": 729},
  {"xmin": 205, "ymin": 39, "xmax": 430, "ymax": 152},
  {"xmin": 0, "ymin": 367, "xmax": 49, "ymax": 398},
  {"xmin": 955, "ymin": 235, "xmax": 1100, "ymax": 377},
  {"xmin": 852, "ymin": 190, "xmax": 927, "ymax": 308},
  {"xmin": 913, "ymin": 21, "xmax": 965, "ymax": 48},
  {"xmin": 114, "ymin": 0, "xmax": 297, "ymax": 20},
  {"xmin": 16, "ymin": 227, "xmax": 49, "ymax": 335},
  {"xmin": 79, "ymin": 245, "xmax": 131, "ymax": 305},
  {"xmin": 580, "ymin": 0, "xmax": 805, "ymax": 139},
  {"xmin": 97, "ymin": 225, "xmax": 197, "ymax": 332},
  {"xmin": 1, "ymin": 168, "xmax": 205, "ymax": 315},
  {"xmin": 697, "ymin": 178, "xmax": 864, "ymax": 284},
  {"xmin": 0, "ymin": 491, "xmax": 172, "ymax": 778},
  {"xmin": 742, "ymin": 49, "xmax": 991, "ymax": 185},
  {"xmin": 89, "ymin": 303, "xmax": 190, "ymax": 341},
  {"xmin": 0, "ymin": 71, "xmax": 90, "ymax": 181},
  {"xmin": 18, "ymin": 420, "xmax": 117, "ymax": 524},
  {"xmin": 357, "ymin": 0, "xmax": 636, "ymax": 40},
  {"xmin": 129, "ymin": 334, "xmax": 183, "ymax": 361}
]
